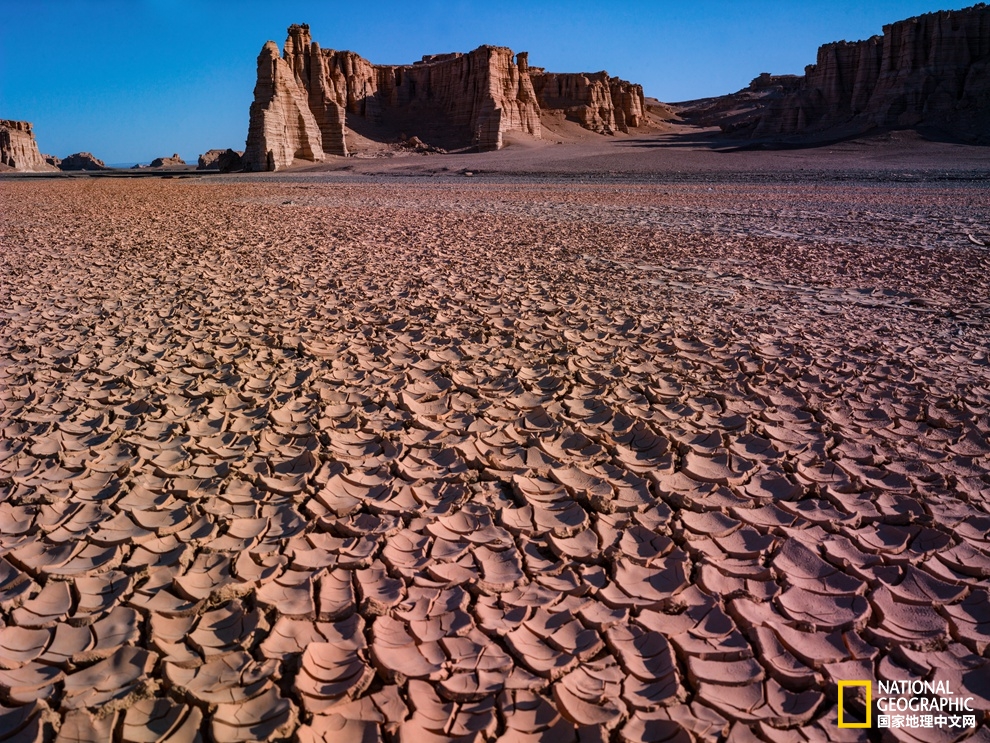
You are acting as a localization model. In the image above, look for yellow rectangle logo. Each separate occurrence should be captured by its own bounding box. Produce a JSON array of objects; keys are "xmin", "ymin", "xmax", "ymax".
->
[{"xmin": 838, "ymin": 681, "xmax": 872, "ymax": 728}]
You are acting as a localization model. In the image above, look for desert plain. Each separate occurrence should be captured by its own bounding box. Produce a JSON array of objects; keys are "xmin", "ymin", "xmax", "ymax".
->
[{"xmin": 1, "ymin": 134, "xmax": 990, "ymax": 742}]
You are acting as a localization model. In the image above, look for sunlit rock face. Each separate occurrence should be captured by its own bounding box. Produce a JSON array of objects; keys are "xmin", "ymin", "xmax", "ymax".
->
[
  {"xmin": 243, "ymin": 24, "xmax": 648, "ymax": 171},
  {"xmin": 244, "ymin": 37, "xmax": 327, "ymax": 172},
  {"xmin": 529, "ymin": 70, "xmax": 646, "ymax": 134},
  {"xmin": 1, "ymin": 119, "xmax": 54, "ymax": 172}
]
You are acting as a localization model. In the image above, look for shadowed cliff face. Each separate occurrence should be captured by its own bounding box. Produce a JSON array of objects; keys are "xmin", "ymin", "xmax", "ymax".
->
[
  {"xmin": 243, "ymin": 24, "xmax": 648, "ymax": 171},
  {"xmin": 678, "ymin": 4, "xmax": 990, "ymax": 145}
]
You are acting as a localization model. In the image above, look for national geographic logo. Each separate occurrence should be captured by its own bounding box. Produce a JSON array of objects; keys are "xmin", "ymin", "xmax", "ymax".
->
[
  {"xmin": 838, "ymin": 680, "xmax": 978, "ymax": 730},
  {"xmin": 838, "ymin": 681, "xmax": 871, "ymax": 728}
]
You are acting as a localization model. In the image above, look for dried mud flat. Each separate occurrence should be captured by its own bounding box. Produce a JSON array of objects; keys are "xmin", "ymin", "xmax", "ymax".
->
[{"xmin": 1, "ymin": 167, "xmax": 989, "ymax": 743}]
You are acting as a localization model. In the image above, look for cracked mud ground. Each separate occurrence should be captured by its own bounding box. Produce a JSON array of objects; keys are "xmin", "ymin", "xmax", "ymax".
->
[{"xmin": 0, "ymin": 176, "xmax": 989, "ymax": 742}]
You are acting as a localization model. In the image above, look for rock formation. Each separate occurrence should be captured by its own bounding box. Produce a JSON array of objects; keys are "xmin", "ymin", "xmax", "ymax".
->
[
  {"xmin": 198, "ymin": 149, "xmax": 244, "ymax": 171},
  {"xmin": 150, "ymin": 153, "xmax": 186, "ymax": 167},
  {"xmin": 198, "ymin": 149, "xmax": 224, "ymax": 169},
  {"xmin": 681, "ymin": 4, "xmax": 990, "ymax": 143},
  {"xmin": 217, "ymin": 149, "xmax": 244, "ymax": 172},
  {"xmin": 198, "ymin": 150, "xmax": 225, "ymax": 169},
  {"xmin": 245, "ymin": 36, "xmax": 326, "ymax": 171},
  {"xmin": 1, "ymin": 120, "xmax": 53, "ymax": 171},
  {"xmin": 58, "ymin": 152, "xmax": 107, "ymax": 171},
  {"xmin": 609, "ymin": 79, "xmax": 648, "ymax": 132},
  {"xmin": 529, "ymin": 70, "xmax": 645, "ymax": 134},
  {"xmin": 244, "ymin": 25, "xmax": 648, "ymax": 171}
]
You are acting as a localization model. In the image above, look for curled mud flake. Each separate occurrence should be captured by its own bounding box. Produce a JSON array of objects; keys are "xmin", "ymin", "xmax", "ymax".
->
[
  {"xmin": 607, "ymin": 624, "xmax": 681, "ymax": 698},
  {"xmin": 256, "ymin": 568, "xmax": 316, "ymax": 617},
  {"xmin": 62, "ymin": 646, "xmax": 157, "ymax": 709},
  {"xmin": 619, "ymin": 712, "xmax": 693, "ymax": 743},
  {"xmin": 56, "ymin": 709, "xmax": 120, "ymax": 743},
  {"xmin": 0, "ymin": 662, "xmax": 64, "ymax": 704},
  {"xmin": 186, "ymin": 600, "xmax": 260, "ymax": 659},
  {"xmin": 297, "ymin": 714, "xmax": 383, "ymax": 743},
  {"xmin": 942, "ymin": 589, "xmax": 990, "ymax": 653},
  {"xmin": 0, "ymin": 626, "xmax": 51, "ymax": 668},
  {"xmin": 505, "ymin": 623, "xmax": 577, "ymax": 680},
  {"xmin": 370, "ymin": 615, "xmax": 445, "ymax": 681},
  {"xmin": 210, "ymin": 686, "xmax": 297, "ymax": 743},
  {"xmin": 771, "ymin": 539, "xmax": 866, "ymax": 595},
  {"xmin": 11, "ymin": 580, "xmax": 73, "ymax": 628},
  {"xmin": 774, "ymin": 587, "xmax": 871, "ymax": 632},
  {"xmin": 499, "ymin": 689, "xmax": 577, "ymax": 741},
  {"xmin": 0, "ymin": 701, "xmax": 48, "ymax": 743},
  {"xmin": 121, "ymin": 698, "xmax": 204, "ymax": 743},
  {"xmin": 295, "ymin": 642, "xmax": 375, "ymax": 713},
  {"xmin": 166, "ymin": 651, "xmax": 277, "ymax": 705},
  {"xmin": 552, "ymin": 661, "xmax": 626, "ymax": 728}
]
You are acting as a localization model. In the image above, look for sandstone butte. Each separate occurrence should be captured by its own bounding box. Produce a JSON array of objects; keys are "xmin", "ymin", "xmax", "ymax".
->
[
  {"xmin": 243, "ymin": 24, "xmax": 648, "ymax": 171},
  {"xmin": 681, "ymin": 4, "xmax": 990, "ymax": 144},
  {"xmin": 0, "ymin": 119, "xmax": 55, "ymax": 172}
]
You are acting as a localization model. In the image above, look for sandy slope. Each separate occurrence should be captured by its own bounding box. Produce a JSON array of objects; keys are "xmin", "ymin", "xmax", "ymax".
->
[{"xmin": 0, "ymin": 142, "xmax": 989, "ymax": 741}]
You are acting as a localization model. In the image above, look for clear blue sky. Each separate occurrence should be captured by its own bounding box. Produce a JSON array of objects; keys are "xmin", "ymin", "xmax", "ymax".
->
[{"xmin": 0, "ymin": 1, "xmax": 962, "ymax": 164}]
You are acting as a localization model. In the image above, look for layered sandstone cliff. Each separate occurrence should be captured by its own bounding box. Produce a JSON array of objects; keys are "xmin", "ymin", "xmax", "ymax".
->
[
  {"xmin": 304, "ymin": 43, "xmax": 541, "ymax": 155},
  {"xmin": 530, "ymin": 70, "xmax": 646, "ymax": 133},
  {"xmin": 1, "ymin": 120, "xmax": 53, "ymax": 171},
  {"xmin": 244, "ymin": 25, "xmax": 648, "ymax": 171},
  {"xmin": 680, "ymin": 4, "xmax": 990, "ymax": 143},
  {"xmin": 243, "ymin": 38, "xmax": 326, "ymax": 172}
]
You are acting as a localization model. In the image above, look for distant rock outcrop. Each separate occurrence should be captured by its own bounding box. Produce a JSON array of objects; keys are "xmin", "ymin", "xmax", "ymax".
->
[
  {"xmin": 198, "ymin": 149, "xmax": 224, "ymax": 169},
  {"xmin": 198, "ymin": 150, "xmax": 225, "ymax": 169},
  {"xmin": 680, "ymin": 4, "xmax": 990, "ymax": 143},
  {"xmin": 198, "ymin": 148, "xmax": 244, "ymax": 171},
  {"xmin": 58, "ymin": 152, "xmax": 107, "ymax": 171},
  {"xmin": 1, "ymin": 120, "xmax": 53, "ymax": 171},
  {"xmin": 150, "ymin": 153, "xmax": 186, "ymax": 167},
  {"xmin": 243, "ymin": 24, "xmax": 648, "ymax": 171},
  {"xmin": 217, "ymin": 149, "xmax": 244, "ymax": 172}
]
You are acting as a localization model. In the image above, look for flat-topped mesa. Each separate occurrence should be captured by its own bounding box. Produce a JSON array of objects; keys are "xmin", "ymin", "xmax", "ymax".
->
[
  {"xmin": 751, "ymin": 4, "xmax": 990, "ymax": 141},
  {"xmin": 1, "ymin": 119, "xmax": 53, "ymax": 172},
  {"xmin": 243, "ymin": 25, "xmax": 648, "ymax": 171}
]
